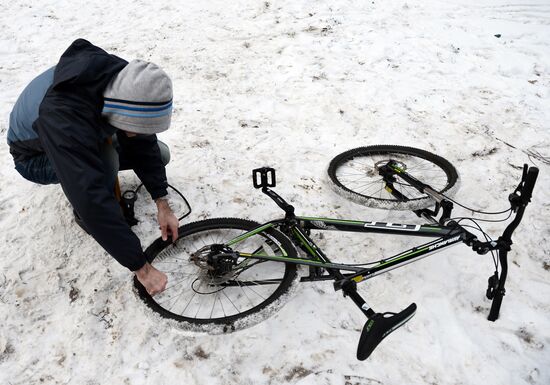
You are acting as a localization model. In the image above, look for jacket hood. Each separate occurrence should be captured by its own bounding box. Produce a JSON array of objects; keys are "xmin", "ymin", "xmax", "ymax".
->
[{"xmin": 52, "ymin": 39, "xmax": 128, "ymax": 94}]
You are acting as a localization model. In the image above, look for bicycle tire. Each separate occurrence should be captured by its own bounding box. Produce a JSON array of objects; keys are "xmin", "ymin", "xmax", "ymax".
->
[
  {"xmin": 328, "ymin": 145, "xmax": 459, "ymax": 210},
  {"xmin": 134, "ymin": 218, "xmax": 297, "ymax": 327}
]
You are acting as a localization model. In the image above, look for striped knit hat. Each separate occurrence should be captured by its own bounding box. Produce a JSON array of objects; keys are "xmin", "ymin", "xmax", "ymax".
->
[{"xmin": 102, "ymin": 60, "xmax": 173, "ymax": 135}]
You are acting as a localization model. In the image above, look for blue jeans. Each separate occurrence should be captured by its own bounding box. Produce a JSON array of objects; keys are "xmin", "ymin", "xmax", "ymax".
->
[{"xmin": 14, "ymin": 138, "xmax": 170, "ymax": 187}]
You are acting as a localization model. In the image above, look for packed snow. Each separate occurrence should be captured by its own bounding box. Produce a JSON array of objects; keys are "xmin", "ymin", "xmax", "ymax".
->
[{"xmin": 1, "ymin": 0, "xmax": 549, "ymax": 384}]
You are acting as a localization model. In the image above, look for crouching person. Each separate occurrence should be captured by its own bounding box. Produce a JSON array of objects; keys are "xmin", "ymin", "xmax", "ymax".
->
[{"xmin": 7, "ymin": 39, "xmax": 178, "ymax": 296}]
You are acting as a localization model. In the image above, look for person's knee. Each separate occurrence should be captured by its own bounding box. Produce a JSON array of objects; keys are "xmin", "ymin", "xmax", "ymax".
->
[
  {"xmin": 158, "ymin": 141, "xmax": 170, "ymax": 166},
  {"xmin": 14, "ymin": 155, "xmax": 59, "ymax": 185}
]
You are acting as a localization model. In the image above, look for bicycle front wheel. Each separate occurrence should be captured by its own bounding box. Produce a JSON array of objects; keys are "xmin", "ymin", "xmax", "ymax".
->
[
  {"xmin": 328, "ymin": 145, "xmax": 459, "ymax": 210},
  {"xmin": 134, "ymin": 218, "xmax": 297, "ymax": 327}
]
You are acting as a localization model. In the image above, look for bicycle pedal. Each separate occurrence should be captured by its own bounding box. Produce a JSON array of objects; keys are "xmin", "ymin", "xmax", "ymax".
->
[
  {"xmin": 357, "ymin": 303, "xmax": 417, "ymax": 360},
  {"xmin": 252, "ymin": 167, "xmax": 276, "ymax": 189}
]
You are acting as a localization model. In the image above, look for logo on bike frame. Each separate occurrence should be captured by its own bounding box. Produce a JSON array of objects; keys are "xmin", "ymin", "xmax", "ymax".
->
[
  {"xmin": 363, "ymin": 222, "xmax": 421, "ymax": 231},
  {"xmin": 428, "ymin": 236, "xmax": 461, "ymax": 250}
]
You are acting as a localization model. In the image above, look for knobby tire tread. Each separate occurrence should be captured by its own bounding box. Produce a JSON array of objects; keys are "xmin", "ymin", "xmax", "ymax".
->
[
  {"xmin": 134, "ymin": 218, "xmax": 297, "ymax": 325},
  {"xmin": 328, "ymin": 145, "xmax": 459, "ymax": 210}
]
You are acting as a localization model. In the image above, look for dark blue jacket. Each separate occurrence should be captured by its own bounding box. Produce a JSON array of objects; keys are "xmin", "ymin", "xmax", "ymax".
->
[{"xmin": 7, "ymin": 39, "xmax": 169, "ymax": 271}]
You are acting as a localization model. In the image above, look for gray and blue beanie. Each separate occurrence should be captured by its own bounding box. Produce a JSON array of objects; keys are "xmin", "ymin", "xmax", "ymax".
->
[{"xmin": 102, "ymin": 59, "xmax": 173, "ymax": 135}]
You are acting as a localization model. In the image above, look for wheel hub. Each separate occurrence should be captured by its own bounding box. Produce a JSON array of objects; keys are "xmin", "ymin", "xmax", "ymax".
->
[
  {"xmin": 374, "ymin": 159, "xmax": 406, "ymax": 173},
  {"xmin": 191, "ymin": 244, "xmax": 239, "ymax": 276}
]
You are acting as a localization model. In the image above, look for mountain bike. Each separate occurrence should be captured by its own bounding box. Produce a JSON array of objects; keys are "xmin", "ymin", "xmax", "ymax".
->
[{"xmin": 134, "ymin": 145, "xmax": 538, "ymax": 360}]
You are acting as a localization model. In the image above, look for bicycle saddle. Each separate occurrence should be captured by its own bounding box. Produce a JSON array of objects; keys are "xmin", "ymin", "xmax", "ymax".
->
[{"xmin": 357, "ymin": 303, "xmax": 417, "ymax": 360}]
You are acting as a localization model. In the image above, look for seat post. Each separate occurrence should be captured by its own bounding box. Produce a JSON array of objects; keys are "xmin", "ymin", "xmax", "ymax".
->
[{"xmin": 341, "ymin": 280, "xmax": 376, "ymax": 318}]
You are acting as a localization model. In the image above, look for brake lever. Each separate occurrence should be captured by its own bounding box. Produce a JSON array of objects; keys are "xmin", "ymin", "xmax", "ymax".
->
[{"xmin": 486, "ymin": 271, "xmax": 499, "ymax": 300}]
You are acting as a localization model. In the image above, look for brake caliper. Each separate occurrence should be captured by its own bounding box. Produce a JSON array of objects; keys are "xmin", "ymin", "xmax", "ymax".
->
[{"xmin": 191, "ymin": 244, "xmax": 239, "ymax": 275}]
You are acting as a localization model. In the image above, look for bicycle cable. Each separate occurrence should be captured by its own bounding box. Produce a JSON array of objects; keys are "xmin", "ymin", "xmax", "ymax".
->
[
  {"xmin": 439, "ymin": 192, "xmax": 512, "ymax": 215},
  {"xmin": 340, "ymin": 261, "xmax": 381, "ymax": 267},
  {"xmin": 448, "ymin": 209, "xmax": 513, "ymax": 223},
  {"xmin": 339, "ymin": 213, "xmax": 503, "ymax": 270},
  {"xmin": 455, "ymin": 218, "xmax": 499, "ymax": 271},
  {"xmin": 342, "ymin": 234, "xmax": 449, "ymax": 267},
  {"xmin": 134, "ymin": 183, "xmax": 192, "ymax": 221}
]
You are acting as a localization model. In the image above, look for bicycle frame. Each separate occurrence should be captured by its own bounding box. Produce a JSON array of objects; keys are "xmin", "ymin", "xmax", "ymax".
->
[
  {"xmin": 233, "ymin": 216, "xmax": 465, "ymax": 287},
  {"xmin": 223, "ymin": 210, "xmax": 470, "ymax": 329}
]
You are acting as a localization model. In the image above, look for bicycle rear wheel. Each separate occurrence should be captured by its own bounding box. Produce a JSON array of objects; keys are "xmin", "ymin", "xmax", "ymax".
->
[
  {"xmin": 134, "ymin": 218, "xmax": 297, "ymax": 327},
  {"xmin": 328, "ymin": 145, "xmax": 459, "ymax": 210}
]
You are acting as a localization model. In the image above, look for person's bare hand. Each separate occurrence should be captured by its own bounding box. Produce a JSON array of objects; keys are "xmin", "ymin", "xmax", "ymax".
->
[
  {"xmin": 134, "ymin": 262, "xmax": 167, "ymax": 296},
  {"xmin": 156, "ymin": 198, "xmax": 179, "ymax": 242}
]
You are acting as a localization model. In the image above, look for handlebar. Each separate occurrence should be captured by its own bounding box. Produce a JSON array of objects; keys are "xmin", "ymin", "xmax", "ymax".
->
[
  {"xmin": 459, "ymin": 164, "xmax": 539, "ymax": 251},
  {"xmin": 452, "ymin": 165, "xmax": 538, "ymax": 321},
  {"xmin": 489, "ymin": 165, "xmax": 538, "ymax": 321}
]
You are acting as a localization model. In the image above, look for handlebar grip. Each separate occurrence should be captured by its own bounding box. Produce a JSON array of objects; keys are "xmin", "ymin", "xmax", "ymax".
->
[
  {"xmin": 488, "ymin": 289, "xmax": 504, "ymax": 321},
  {"xmin": 521, "ymin": 167, "xmax": 538, "ymax": 205}
]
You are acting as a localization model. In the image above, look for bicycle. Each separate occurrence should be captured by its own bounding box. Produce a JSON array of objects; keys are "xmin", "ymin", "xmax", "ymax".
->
[{"xmin": 134, "ymin": 145, "xmax": 539, "ymax": 360}]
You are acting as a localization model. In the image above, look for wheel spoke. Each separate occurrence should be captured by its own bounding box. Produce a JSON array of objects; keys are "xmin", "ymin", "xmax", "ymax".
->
[
  {"xmin": 136, "ymin": 220, "xmax": 296, "ymax": 324},
  {"xmin": 222, "ymin": 278, "xmax": 283, "ymax": 286},
  {"xmin": 222, "ymin": 289, "xmax": 241, "ymax": 313},
  {"xmin": 328, "ymin": 146, "xmax": 457, "ymax": 209}
]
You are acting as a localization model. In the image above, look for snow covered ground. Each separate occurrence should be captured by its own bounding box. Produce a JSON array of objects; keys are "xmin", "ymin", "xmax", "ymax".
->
[{"xmin": 1, "ymin": 0, "xmax": 549, "ymax": 384}]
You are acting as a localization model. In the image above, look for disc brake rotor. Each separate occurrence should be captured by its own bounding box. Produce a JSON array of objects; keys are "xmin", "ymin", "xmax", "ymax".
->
[{"xmin": 190, "ymin": 245, "xmax": 239, "ymax": 292}]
